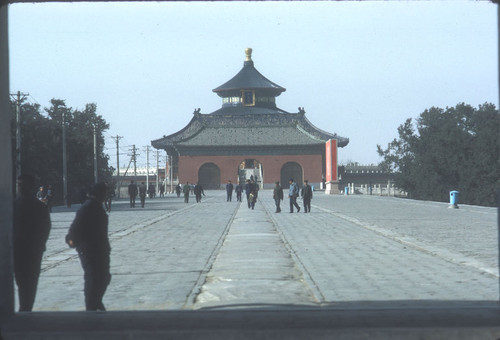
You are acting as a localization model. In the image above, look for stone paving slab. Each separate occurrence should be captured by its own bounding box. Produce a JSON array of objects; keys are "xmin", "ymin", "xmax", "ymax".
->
[
  {"xmin": 194, "ymin": 200, "xmax": 316, "ymax": 308},
  {"xmin": 21, "ymin": 190, "xmax": 499, "ymax": 313}
]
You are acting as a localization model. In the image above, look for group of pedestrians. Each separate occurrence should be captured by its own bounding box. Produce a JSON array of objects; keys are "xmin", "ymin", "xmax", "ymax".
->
[
  {"xmin": 13, "ymin": 175, "xmax": 111, "ymax": 312},
  {"xmin": 225, "ymin": 180, "xmax": 243, "ymax": 202},
  {"xmin": 180, "ymin": 182, "xmax": 205, "ymax": 203},
  {"xmin": 13, "ymin": 173, "xmax": 316, "ymax": 313},
  {"xmin": 127, "ymin": 181, "xmax": 151, "ymax": 208},
  {"xmin": 35, "ymin": 184, "xmax": 54, "ymax": 212},
  {"xmin": 273, "ymin": 178, "xmax": 313, "ymax": 213}
]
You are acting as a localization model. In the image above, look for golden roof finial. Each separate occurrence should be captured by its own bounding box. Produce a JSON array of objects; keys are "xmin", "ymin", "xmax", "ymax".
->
[{"xmin": 245, "ymin": 48, "xmax": 253, "ymax": 62}]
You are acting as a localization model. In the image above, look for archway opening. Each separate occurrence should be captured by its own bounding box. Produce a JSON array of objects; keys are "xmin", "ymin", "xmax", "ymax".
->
[
  {"xmin": 281, "ymin": 162, "xmax": 303, "ymax": 189},
  {"xmin": 198, "ymin": 162, "xmax": 221, "ymax": 189},
  {"xmin": 238, "ymin": 159, "xmax": 263, "ymax": 188}
]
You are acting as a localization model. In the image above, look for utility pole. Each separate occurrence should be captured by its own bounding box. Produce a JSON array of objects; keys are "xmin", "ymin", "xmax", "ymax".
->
[
  {"xmin": 156, "ymin": 150, "xmax": 160, "ymax": 195},
  {"xmin": 10, "ymin": 91, "xmax": 28, "ymax": 192},
  {"xmin": 112, "ymin": 136, "xmax": 123, "ymax": 198},
  {"xmin": 62, "ymin": 109, "xmax": 68, "ymax": 206},
  {"xmin": 143, "ymin": 146, "xmax": 151, "ymax": 193},
  {"xmin": 130, "ymin": 145, "xmax": 138, "ymax": 181},
  {"xmin": 93, "ymin": 124, "xmax": 98, "ymax": 184},
  {"xmin": 168, "ymin": 152, "xmax": 173, "ymax": 194}
]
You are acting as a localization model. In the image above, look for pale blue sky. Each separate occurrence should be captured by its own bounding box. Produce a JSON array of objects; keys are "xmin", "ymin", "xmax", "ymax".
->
[{"xmin": 8, "ymin": 1, "xmax": 498, "ymax": 168}]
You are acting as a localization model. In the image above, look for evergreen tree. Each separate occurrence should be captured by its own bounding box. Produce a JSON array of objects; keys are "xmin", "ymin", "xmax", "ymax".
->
[
  {"xmin": 377, "ymin": 103, "xmax": 499, "ymax": 206},
  {"xmin": 11, "ymin": 98, "xmax": 113, "ymax": 205}
]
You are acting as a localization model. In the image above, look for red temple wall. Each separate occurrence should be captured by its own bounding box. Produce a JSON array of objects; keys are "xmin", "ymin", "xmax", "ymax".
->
[{"xmin": 178, "ymin": 154, "xmax": 324, "ymax": 188}]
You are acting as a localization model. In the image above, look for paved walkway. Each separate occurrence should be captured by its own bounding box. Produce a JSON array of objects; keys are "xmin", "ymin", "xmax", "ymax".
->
[{"xmin": 25, "ymin": 190, "xmax": 498, "ymax": 312}]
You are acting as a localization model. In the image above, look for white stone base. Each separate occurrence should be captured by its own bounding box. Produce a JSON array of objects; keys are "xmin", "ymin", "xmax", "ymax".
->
[{"xmin": 325, "ymin": 181, "xmax": 340, "ymax": 195}]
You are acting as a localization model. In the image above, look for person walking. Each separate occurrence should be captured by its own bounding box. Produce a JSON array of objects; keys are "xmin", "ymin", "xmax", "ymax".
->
[
  {"xmin": 148, "ymin": 184, "xmax": 155, "ymax": 199},
  {"xmin": 13, "ymin": 174, "xmax": 51, "ymax": 312},
  {"xmin": 288, "ymin": 178, "xmax": 300, "ymax": 213},
  {"xmin": 36, "ymin": 186, "xmax": 46, "ymax": 204},
  {"xmin": 159, "ymin": 183, "xmax": 165, "ymax": 198},
  {"xmin": 301, "ymin": 180, "xmax": 313, "ymax": 213},
  {"xmin": 194, "ymin": 182, "xmax": 205, "ymax": 203},
  {"xmin": 235, "ymin": 181, "xmax": 243, "ymax": 202},
  {"xmin": 273, "ymin": 181, "xmax": 284, "ymax": 213},
  {"xmin": 244, "ymin": 179, "xmax": 254, "ymax": 208},
  {"xmin": 104, "ymin": 181, "xmax": 115, "ymax": 212},
  {"xmin": 66, "ymin": 182, "xmax": 111, "ymax": 311},
  {"xmin": 183, "ymin": 182, "xmax": 190, "ymax": 203},
  {"xmin": 176, "ymin": 184, "xmax": 181, "ymax": 198},
  {"xmin": 139, "ymin": 182, "xmax": 147, "ymax": 208},
  {"xmin": 249, "ymin": 189, "xmax": 257, "ymax": 210},
  {"xmin": 45, "ymin": 184, "xmax": 54, "ymax": 212},
  {"xmin": 128, "ymin": 181, "xmax": 138, "ymax": 208},
  {"xmin": 226, "ymin": 180, "xmax": 234, "ymax": 202}
]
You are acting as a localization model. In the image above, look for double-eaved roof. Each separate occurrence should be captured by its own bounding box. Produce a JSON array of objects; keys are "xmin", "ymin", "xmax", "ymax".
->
[{"xmin": 151, "ymin": 48, "xmax": 348, "ymax": 156}]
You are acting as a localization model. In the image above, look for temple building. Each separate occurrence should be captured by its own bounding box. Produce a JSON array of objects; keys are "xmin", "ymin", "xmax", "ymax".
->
[{"xmin": 151, "ymin": 48, "xmax": 349, "ymax": 192}]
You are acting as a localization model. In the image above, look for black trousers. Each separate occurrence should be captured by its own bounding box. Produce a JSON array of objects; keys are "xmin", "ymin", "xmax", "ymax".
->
[
  {"xmin": 236, "ymin": 192, "xmax": 242, "ymax": 202},
  {"xmin": 274, "ymin": 198, "xmax": 281, "ymax": 212},
  {"xmin": 303, "ymin": 198, "xmax": 311, "ymax": 212},
  {"xmin": 78, "ymin": 250, "xmax": 111, "ymax": 311},
  {"xmin": 129, "ymin": 195, "xmax": 136, "ymax": 208},
  {"xmin": 14, "ymin": 250, "xmax": 43, "ymax": 311},
  {"xmin": 227, "ymin": 192, "xmax": 232, "ymax": 202},
  {"xmin": 289, "ymin": 196, "xmax": 300, "ymax": 212}
]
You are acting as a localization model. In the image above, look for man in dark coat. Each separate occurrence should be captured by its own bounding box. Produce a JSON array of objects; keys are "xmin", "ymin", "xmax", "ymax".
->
[
  {"xmin": 226, "ymin": 180, "xmax": 234, "ymax": 202},
  {"xmin": 66, "ymin": 182, "xmax": 111, "ymax": 311},
  {"xmin": 244, "ymin": 179, "xmax": 254, "ymax": 208},
  {"xmin": 183, "ymin": 182, "xmax": 190, "ymax": 203},
  {"xmin": 139, "ymin": 182, "xmax": 147, "ymax": 208},
  {"xmin": 301, "ymin": 180, "xmax": 313, "ymax": 213},
  {"xmin": 13, "ymin": 174, "xmax": 51, "ymax": 312},
  {"xmin": 273, "ymin": 181, "xmax": 284, "ymax": 213},
  {"xmin": 194, "ymin": 182, "xmax": 205, "ymax": 203},
  {"xmin": 235, "ymin": 182, "xmax": 243, "ymax": 202},
  {"xmin": 128, "ymin": 181, "xmax": 138, "ymax": 208}
]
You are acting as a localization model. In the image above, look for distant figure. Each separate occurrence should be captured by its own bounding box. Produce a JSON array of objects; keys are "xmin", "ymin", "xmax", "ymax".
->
[
  {"xmin": 301, "ymin": 180, "xmax": 313, "ymax": 213},
  {"xmin": 66, "ymin": 182, "xmax": 111, "ymax": 311},
  {"xmin": 288, "ymin": 178, "xmax": 300, "ymax": 213},
  {"xmin": 194, "ymin": 182, "xmax": 205, "ymax": 203},
  {"xmin": 139, "ymin": 182, "xmax": 147, "ymax": 208},
  {"xmin": 244, "ymin": 179, "xmax": 254, "ymax": 208},
  {"xmin": 45, "ymin": 184, "xmax": 54, "ymax": 212},
  {"xmin": 183, "ymin": 182, "xmax": 190, "ymax": 203},
  {"xmin": 273, "ymin": 181, "xmax": 284, "ymax": 213},
  {"xmin": 159, "ymin": 183, "xmax": 165, "ymax": 198},
  {"xmin": 104, "ymin": 182, "xmax": 115, "ymax": 212},
  {"xmin": 176, "ymin": 184, "xmax": 181, "ymax": 198},
  {"xmin": 249, "ymin": 189, "xmax": 256, "ymax": 210},
  {"xmin": 13, "ymin": 174, "xmax": 51, "ymax": 312},
  {"xmin": 226, "ymin": 180, "xmax": 234, "ymax": 202},
  {"xmin": 148, "ymin": 184, "xmax": 155, "ymax": 199},
  {"xmin": 235, "ymin": 182, "xmax": 243, "ymax": 202},
  {"xmin": 253, "ymin": 181, "xmax": 259, "ymax": 203},
  {"xmin": 36, "ymin": 186, "xmax": 46, "ymax": 204},
  {"xmin": 128, "ymin": 181, "xmax": 138, "ymax": 208}
]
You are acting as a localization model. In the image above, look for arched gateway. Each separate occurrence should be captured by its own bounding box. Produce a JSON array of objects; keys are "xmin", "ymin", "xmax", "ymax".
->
[
  {"xmin": 152, "ymin": 48, "xmax": 348, "ymax": 191},
  {"xmin": 281, "ymin": 162, "xmax": 303, "ymax": 189},
  {"xmin": 198, "ymin": 163, "xmax": 220, "ymax": 189}
]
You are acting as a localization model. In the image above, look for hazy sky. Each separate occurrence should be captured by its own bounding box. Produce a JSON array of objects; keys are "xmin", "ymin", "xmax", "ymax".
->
[{"xmin": 8, "ymin": 1, "xmax": 498, "ymax": 169}]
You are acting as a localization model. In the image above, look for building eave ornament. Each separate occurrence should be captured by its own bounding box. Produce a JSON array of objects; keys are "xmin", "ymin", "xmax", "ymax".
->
[{"xmin": 245, "ymin": 47, "xmax": 252, "ymax": 62}]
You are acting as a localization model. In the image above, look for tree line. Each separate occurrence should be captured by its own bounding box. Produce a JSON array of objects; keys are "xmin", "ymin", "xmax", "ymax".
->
[
  {"xmin": 10, "ymin": 98, "xmax": 114, "ymax": 205},
  {"xmin": 377, "ymin": 102, "xmax": 499, "ymax": 207}
]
